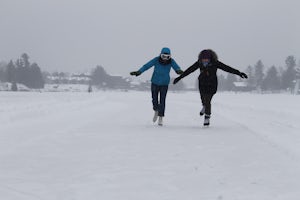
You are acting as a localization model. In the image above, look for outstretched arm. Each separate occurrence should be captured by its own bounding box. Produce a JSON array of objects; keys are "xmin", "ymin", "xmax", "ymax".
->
[
  {"xmin": 171, "ymin": 59, "xmax": 183, "ymax": 74},
  {"xmin": 130, "ymin": 58, "xmax": 156, "ymax": 76},
  {"xmin": 173, "ymin": 62, "xmax": 199, "ymax": 84},
  {"xmin": 217, "ymin": 61, "xmax": 240, "ymax": 75},
  {"xmin": 180, "ymin": 62, "xmax": 199, "ymax": 79},
  {"xmin": 138, "ymin": 58, "xmax": 157, "ymax": 73},
  {"xmin": 217, "ymin": 61, "xmax": 248, "ymax": 79}
]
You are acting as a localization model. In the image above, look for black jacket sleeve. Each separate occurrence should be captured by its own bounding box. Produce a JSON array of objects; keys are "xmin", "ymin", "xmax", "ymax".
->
[
  {"xmin": 179, "ymin": 62, "xmax": 199, "ymax": 79},
  {"xmin": 217, "ymin": 61, "xmax": 240, "ymax": 75}
]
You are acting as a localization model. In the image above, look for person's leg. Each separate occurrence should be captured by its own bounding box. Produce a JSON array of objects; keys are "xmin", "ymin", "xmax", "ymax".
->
[
  {"xmin": 204, "ymin": 94, "xmax": 214, "ymax": 115},
  {"xmin": 158, "ymin": 85, "xmax": 168, "ymax": 117},
  {"xmin": 199, "ymin": 93, "xmax": 206, "ymax": 115},
  {"xmin": 151, "ymin": 83, "xmax": 159, "ymax": 112},
  {"xmin": 207, "ymin": 94, "xmax": 214, "ymax": 115},
  {"xmin": 199, "ymin": 82, "xmax": 207, "ymax": 115},
  {"xmin": 203, "ymin": 94, "xmax": 214, "ymax": 126},
  {"xmin": 199, "ymin": 81, "xmax": 205, "ymax": 106},
  {"xmin": 200, "ymin": 94, "xmax": 205, "ymax": 106}
]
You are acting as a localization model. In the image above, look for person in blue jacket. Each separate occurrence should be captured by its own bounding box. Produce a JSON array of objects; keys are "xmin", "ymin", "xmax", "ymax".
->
[{"xmin": 130, "ymin": 47, "xmax": 183, "ymax": 126}]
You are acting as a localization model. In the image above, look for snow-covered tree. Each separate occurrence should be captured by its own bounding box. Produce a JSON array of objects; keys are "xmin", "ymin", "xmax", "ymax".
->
[
  {"xmin": 245, "ymin": 65, "xmax": 255, "ymax": 87},
  {"xmin": 281, "ymin": 56, "xmax": 296, "ymax": 90},
  {"xmin": 262, "ymin": 66, "xmax": 281, "ymax": 91},
  {"xmin": 254, "ymin": 60, "xmax": 265, "ymax": 89},
  {"xmin": 91, "ymin": 65, "xmax": 108, "ymax": 86},
  {"xmin": 225, "ymin": 73, "xmax": 237, "ymax": 91}
]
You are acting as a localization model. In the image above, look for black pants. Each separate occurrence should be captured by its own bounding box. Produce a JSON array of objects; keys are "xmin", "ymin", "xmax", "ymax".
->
[
  {"xmin": 151, "ymin": 83, "xmax": 168, "ymax": 117},
  {"xmin": 200, "ymin": 93, "xmax": 214, "ymax": 115}
]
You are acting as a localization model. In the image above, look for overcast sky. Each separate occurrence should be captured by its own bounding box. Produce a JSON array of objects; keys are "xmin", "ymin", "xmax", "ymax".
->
[{"xmin": 0, "ymin": 0, "xmax": 299, "ymax": 80}]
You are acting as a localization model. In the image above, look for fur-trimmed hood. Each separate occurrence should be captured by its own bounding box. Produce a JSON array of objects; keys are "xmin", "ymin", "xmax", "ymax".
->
[{"xmin": 198, "ymin": 49, "xmax": 218, "ymax": 63}]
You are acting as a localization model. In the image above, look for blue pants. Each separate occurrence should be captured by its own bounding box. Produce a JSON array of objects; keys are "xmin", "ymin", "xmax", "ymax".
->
[{"xmin": 151, "ymin": 83, "xmax": 168, "ymax": 117}]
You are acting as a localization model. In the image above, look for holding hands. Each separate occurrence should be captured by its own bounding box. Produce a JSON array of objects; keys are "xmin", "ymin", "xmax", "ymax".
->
[
  {"xmin": 173, "ymin": 77, "xmax": 181, "ymax": 84},
  {"xmin": 176, "ymin": 70, "xmax": 183, "ymax": 75}
]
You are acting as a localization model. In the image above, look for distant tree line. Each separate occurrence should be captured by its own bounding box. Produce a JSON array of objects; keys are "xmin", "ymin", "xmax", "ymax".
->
[
  {"xmin": 1, "ymin": 54, "xmax": 298, "ymax": 92},
  {"xmin": 90, "ymin": 56, "xmax": 300, "ymax": 92},
  {"xmin": 218, "ymin": 55, "xmax": 300, "ymax": 92},
  {"xmin": 0, "ymin": 53, "xmax": 44, "ymax": 89},
  {"xmin": 91, "ymin": 65, "xmax": 131, "ymax": 89}
]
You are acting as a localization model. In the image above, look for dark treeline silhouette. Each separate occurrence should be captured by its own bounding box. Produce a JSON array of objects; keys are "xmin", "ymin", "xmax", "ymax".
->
[
  {"xmin": 0, "ymin": 53, "xmax": 44, "ymax": 89},
  {"xmin": 91, "ymin": 65, "xmax": 130, "ymax": 89},
  {"xmin": 1, "ymin": 54, "xmax": 299, "ymax": 92},
  {"xmin": 218, "ymin": 55, "xmax": 300, "ymax": 92},
  {"xmin": 78, "ymin": 56, "xmax": 300, "ymax": 92}
]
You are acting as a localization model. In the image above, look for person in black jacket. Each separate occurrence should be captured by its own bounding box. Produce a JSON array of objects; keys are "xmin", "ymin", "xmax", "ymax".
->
[{"xmin": 173, "ymin": 49, "xmax": 248, "ymax": 126}]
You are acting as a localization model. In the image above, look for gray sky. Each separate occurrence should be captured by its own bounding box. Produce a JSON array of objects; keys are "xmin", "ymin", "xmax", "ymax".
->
[{"xmin": 0, "ymin": 0, "xmax": 299, "ymax": 79}]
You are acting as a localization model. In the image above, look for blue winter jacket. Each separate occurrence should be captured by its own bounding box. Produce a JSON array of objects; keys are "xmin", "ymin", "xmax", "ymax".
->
[{"xmin": 138, "ymin": 57, "xmax": 181, "ymax": 86}]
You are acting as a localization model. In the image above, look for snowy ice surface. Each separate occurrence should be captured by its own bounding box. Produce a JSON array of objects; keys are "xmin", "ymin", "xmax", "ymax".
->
[{"xmin": 0, "ymin": 91, "xmax": 299, "ymax": 200}]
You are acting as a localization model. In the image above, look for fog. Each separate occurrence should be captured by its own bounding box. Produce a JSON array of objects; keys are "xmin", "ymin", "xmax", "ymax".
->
[{"xmin": 1, "ymin": 0, "xmax": 299, "ymax": 76}]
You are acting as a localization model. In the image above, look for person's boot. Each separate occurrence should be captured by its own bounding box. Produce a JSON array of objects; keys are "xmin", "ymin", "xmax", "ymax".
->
[
  {"xmin": 200, "ymin": 106, "xmax": 206, "ymax": 116},
  {"xmin": 153, "ymin": 111, "xmax": 159, "ymax": 122},
  {"xmin": 158, "ymin": 116, "xmax": 163, "ymax": 126},
  {"xmin": 204, "ymin": 114, "xmax": 210, "ymax": 126}
]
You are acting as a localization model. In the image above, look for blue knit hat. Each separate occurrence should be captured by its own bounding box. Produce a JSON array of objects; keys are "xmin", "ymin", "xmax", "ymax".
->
[{"xmin": 161, "ymin": 47, "xmax": 171, "ymax": 55}]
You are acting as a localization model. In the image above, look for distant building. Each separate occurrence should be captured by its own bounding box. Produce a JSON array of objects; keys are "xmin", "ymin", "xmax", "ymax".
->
[
  {"xmin": 233, "ymin": 81, "xmax": 255, "ymax": 92},
  {"xmin": 129, "ymin": 80, "xmax": 151, "ymax": 91},
  {"xmin": 0, "ymin": 82, "xmax": 30, "ymax": 91},
  {"xmin": 105, "ymin": 75, "xmax": 130, "ymax": 89},
  {"xmin": 46, "ymin": 73, "xmax": 91, "ymax": 85}
]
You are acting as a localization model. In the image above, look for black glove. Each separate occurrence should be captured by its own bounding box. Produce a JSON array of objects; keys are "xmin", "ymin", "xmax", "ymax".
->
[
  {"xmin": 130, "ymin": 71, "xmax": 141, "ymax": 76},
  {"xmin": 239, "ymin": 72, "xmax": 248, "ymax": 79},
  {"xmin": 173, "ymin": 77, "xmax": 181, "ymax": 84},
  {"xmin": 176, "ymin": 70, "xmax": 183, "ymax": 75}
]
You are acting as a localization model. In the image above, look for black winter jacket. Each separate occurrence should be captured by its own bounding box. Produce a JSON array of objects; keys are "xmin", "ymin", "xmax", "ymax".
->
[{"xmin": 179, "ymin": 61, "xmax": 241, "ymax": 94}]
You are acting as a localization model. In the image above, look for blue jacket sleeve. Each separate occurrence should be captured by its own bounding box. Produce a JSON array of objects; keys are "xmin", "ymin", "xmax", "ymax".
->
[
  {"xmin": 138, "ymin": 58, "xmax": 157, "ymax": 73},
  {"xmin": 171, "ymin": 59, "xmax": 181, "ymax": 71}
]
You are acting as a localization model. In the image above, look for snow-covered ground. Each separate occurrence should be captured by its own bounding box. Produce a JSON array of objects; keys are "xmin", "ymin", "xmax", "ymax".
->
[{"xmin": 0, "ymin": 91, "xmax": 300, "ymax": 200}]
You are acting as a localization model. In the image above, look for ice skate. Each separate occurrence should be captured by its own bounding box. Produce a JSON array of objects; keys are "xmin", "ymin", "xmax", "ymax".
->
[{"xmin": 153, "ymin": 111, "xmax": 159, "ymax": 122}]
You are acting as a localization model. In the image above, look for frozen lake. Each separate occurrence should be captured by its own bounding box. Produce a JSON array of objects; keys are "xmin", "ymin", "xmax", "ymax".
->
[{"xmin": 0, "ymin": 91, "xmax": 300, "ymax": 200}]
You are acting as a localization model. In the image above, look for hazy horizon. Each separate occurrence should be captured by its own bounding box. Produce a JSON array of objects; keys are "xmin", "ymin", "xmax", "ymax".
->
[{"xmin": 1, "ymin": 0, "xmax": 299, "ymax": 76}]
